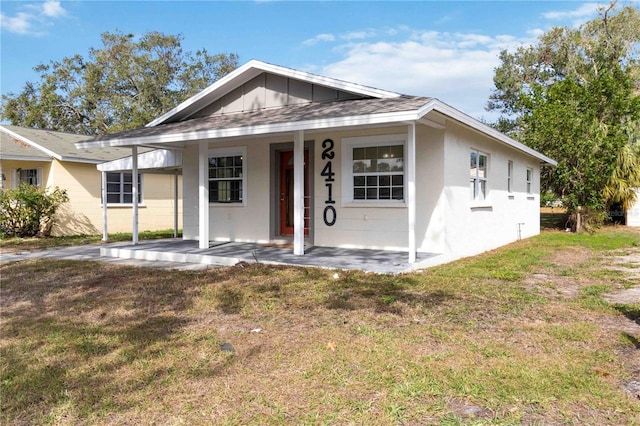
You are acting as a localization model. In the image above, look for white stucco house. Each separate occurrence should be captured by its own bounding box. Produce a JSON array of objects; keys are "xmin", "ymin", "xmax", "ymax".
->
[{"xmin": 77, "ymin": 60, "xmax": 556, "ymax": 268}]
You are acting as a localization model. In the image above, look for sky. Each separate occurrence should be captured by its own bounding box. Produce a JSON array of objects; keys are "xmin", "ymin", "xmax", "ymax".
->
[{"xmin": 1, "ymin": 0, "xmax": 638, "ymax": 122}]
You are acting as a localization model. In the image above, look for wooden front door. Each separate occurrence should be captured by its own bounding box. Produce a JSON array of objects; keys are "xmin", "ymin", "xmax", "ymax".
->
[{"xmin": 279, "ymin": 150, "xmax": 309, "ymax": 236}]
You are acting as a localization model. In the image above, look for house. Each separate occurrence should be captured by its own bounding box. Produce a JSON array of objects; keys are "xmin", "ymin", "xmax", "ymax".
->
[
  {"xmin": 77, "ymin": 60, "xmax": 556, "ymax": 267},
  {"xmin": 0, "ymin": 125, "xmax": 182, "ymax": 237}
]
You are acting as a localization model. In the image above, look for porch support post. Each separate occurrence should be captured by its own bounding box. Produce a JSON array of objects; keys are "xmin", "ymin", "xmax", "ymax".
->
[
  {"xmin": 101, "ymin": 171, "xmax": 108, "ymax": 242},
  {"xmin": 407, "ymin": 123, "xmax": 416, "ymax": 263},
  {"xmin": 198, "ymin": 142, "xmax": 210, "ymax": 249},
  {"xmin": 132, "ymin": 146, "xmax": 139, "ymax": 245},
  {"xmin": 173, "ymin": 171, "xmax": 179, "ymax": 238},
  {"xmin": 293, "ymin": 130, "xmax": 305, "ymax": 256}
]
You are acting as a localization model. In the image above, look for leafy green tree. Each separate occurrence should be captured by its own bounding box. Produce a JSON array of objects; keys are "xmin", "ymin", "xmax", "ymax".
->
[
  {"xmin": 488, "ymin": 2, "xmax": 640, "ymax": 228},
  {"xmin": 0, "ymin": 184, "xmax": 69, "ymax": 237},
  {"xmin": 1, "ymin": 31, "xmax": 238, "ymax": 135}
]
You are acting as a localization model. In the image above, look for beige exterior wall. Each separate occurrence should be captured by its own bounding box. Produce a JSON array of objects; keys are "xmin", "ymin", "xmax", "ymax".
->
[
  {"xmin": 1, "ymin": 159, "xmax": 52, "ymax": 189},
  {"xmin": 1, "ymin": 159, "xmax": 182, "ymax": 236}
]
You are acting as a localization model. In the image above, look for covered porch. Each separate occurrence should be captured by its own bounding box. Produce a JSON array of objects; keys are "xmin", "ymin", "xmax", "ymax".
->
[{"xmin": 100, "ymin": 238, "xmax": 445, "ymax": 274}]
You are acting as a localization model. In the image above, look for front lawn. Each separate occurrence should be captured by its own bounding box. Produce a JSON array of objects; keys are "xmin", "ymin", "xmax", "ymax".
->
[{"xmin": 1, "ymin": 228, "xmax": 639, "ymax": 424}]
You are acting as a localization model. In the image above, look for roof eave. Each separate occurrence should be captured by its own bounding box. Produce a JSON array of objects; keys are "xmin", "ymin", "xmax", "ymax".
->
[
  {"xmin": 0, "ymin": 155, "xmax": 52, "ymax": 162},
  {"xmin": 419, "ymin": 100, "xmax": 557, "ymax": 166},
  {"xmin": 77, "ymin": 110, "xmax": 419, "ymax": 149}
]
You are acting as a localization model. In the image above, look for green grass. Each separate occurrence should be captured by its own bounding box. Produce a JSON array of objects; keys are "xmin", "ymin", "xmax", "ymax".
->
[
  {"xmin": 1, "ymin": 228, "xmax": 640, "ymax": 424},
  {"xmin": 0, "ymin": 229, "xmax": 181, "ymax": 251}
]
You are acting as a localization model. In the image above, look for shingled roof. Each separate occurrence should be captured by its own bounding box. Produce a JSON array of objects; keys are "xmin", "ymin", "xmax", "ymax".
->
[
  {"xmin": 86, "ymin": 95, "xmax": 432, "ymax": 144},
  {"xmin": 0, "ymin": 125, "xmax": 147, "ymax": 163}
]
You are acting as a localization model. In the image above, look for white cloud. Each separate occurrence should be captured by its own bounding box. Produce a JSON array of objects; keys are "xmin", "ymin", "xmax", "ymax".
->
[
  {"xmin": 542, "ymin": 2, "xmax": 604, "ymax": 27},
  {"xmin": 42, "ymin": 1, "xmax": 67, "ymax": 18},
  {"xmin": 542, "ymin": 2, "xmax": 602, "ymax": 20},
  {"xmin": 340, "ymin": 30, "xmax": 376, "ymax": 41},
  {"xmin": 303, "ymin": 33, "xmax": 336, "ymax": 46},
  {"xmin": 0, "ymin": 0, "xmax": 68, "ymax": 35},
  {"xmin": 314, "ymin": 30, "xmax": 536, "ymax": 120},
  {"xmin": 0, "ymin": 12, "xmax": 33, "ymax": 35}
]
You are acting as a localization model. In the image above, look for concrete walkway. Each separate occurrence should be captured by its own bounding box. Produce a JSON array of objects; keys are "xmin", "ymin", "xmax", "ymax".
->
[
  {"xmin": 1, "ymin": 239, "xmax": 447, "ymax": 274},
  {"xmin": 0, "ymin": 243, "xmax": 214, "ymax": 271}
]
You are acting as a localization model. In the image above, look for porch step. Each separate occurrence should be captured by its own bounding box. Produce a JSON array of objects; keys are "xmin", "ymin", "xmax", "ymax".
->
[{"xmin": 100, "ymin": 246, "xmax": 239, "ymax": 266}]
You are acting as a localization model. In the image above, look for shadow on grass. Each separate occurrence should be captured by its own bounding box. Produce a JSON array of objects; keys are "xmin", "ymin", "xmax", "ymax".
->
[
  {"xmin": 324, "ymin": 273, "xmax": 456, "ymax": 314},
  {"xmin": 0, "ymin": 259, "xmax": 204, "ymax": 422},
  {"xmin": 614, "ymin": 304, "xmax": 640, "ymax": 325},
  {"xmin": 541, "ymin": 212, "xmax": 569, "ymax": 230}
]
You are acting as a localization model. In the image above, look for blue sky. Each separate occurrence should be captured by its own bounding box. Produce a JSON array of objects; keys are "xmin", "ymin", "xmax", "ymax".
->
[{"xmin": 1, "ymin": 1, "xmax": 637, "ymax": 121}]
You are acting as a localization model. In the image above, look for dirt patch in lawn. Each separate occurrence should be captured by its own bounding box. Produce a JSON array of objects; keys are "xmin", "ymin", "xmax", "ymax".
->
[{"xmin": 2, "ymin": 231, "xmax": 640, "ymax": 424}]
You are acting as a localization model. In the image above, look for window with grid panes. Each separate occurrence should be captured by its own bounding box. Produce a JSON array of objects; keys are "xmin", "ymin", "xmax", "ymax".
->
[
  {"xmin": 106, "ymin": 172, "xmax": 142, "ymax": 204},
  {"xmin": 18, "ymin": 169, "xmax": 40, "ymax": 186},
  {"xmin": 352, "ymin": 144, "xmax": 404, "ymax": 201},
  {"xmin": 208, "ymin": 155, "xmax": 243, "ymax": 203},
  {"xmin": 470, "ymin": 150, "xmax": 488, "ymax": 201}
]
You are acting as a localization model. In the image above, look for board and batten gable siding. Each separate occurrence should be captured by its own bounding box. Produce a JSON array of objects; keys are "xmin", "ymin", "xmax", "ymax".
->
[
  {"xmin": 441, "ymin": 122, "xmax": 541, "ymax": 258},
  {"xmin": 191, "ymin": 72, "xmax": 363, "ymax": 118}
]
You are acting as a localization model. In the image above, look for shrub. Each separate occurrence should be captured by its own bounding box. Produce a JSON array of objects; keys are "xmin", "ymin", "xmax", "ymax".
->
[{"xmin": 0, "ymin": 184, "xmax": 69, "ymax": 238}]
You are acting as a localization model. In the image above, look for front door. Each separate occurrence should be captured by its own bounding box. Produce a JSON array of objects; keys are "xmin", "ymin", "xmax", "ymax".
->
[{"xmin": 279, "ymin": 150, "xmax": 309, "ymax": 236}]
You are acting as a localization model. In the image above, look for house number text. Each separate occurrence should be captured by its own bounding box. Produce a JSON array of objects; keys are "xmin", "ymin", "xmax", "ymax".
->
[{"xmin": 321, "ymin": 138, "xmax": 337, "ymax": 226}]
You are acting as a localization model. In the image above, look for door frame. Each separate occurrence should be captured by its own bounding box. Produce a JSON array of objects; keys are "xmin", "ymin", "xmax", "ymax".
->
[{"xmin": 270, "ymin": 141, "xmax": 315, "ymax": 241}]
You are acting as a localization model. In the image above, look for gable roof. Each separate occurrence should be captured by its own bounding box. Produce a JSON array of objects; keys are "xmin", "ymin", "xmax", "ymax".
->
[
  {"xmin": 147, "ymin": 59, "xmax": 401, "ymax": 127},
  {"xmin": 75, "ymin": 60, "xmax": 556, "ymax": 166},
  {"xmin": 0, "ymin": 131, "xmax": 51, "ymax": 161},
  {"xmin": 0, "ymin": 125, "xmax": 144, "ymax": 164}
]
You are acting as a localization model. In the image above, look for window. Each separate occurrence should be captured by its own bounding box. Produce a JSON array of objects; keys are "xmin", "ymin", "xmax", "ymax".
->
[
  {"xmin": 526, "ymin": 168, "xmax": 533, "ymax": 194},
  {"xmin": 342, "ymin": 135, "xmax": 406, "ymax": 204},
  {"xmin": 208, "ymin": 148, "xmax": 246, "ymax": 204},
  {"xmin": 470, "ymin": 150, "xmax": 488, "ymax": 201},
  {"xmin": 507, "ymin": 160, "xmax": 513, "ymax": 193},
  {"xmin": 106, "ymin": 172, "xmax": 142, "ymax": 204},
  {"xmin": 11, "ymin": 168, "xmax": 42, "ymax": 188}
]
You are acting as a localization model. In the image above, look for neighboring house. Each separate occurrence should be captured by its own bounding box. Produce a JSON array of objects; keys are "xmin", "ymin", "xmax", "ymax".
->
[
  {"xmin": 77, "ymin": 60, "xmax": 556, "ymax": 265},
  {"xmin": 0, "ymin": 125, "xmax": 181, "ymax": 236}
]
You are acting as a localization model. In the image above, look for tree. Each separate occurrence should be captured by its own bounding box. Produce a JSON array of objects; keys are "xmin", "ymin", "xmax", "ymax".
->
[
  {"xmin": 0, "ymin": 184, "xmax": 69, "ymax": 237},
  {"xmin": 1, "ymin": 31, "xmax": 239, "ymax": 135},
  {"xmin": 488, "ymin": 2, "xmax": 640, "ymax": 229}
]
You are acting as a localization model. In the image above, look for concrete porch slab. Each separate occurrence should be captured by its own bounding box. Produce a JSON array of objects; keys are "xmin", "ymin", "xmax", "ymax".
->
[{"xmin": 100, "ymin": 239, "xmax": 445, "ymax": 274}]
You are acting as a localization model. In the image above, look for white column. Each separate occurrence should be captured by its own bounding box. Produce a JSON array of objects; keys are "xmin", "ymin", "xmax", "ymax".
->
[
  {"xmin": 101, "ymin": 171, "xmax": 108, "ymax": 242},
  {"xmin": 293, "ymin": 130, "xmax": 305, "ymax": 256},
  {"xmin": 407, "ymin": 123, "xmax": 416, "ymax": 263},
  {"xmin": 198, "ymin": 142, "xmax": 210, "ymax": 249},
  {"xmin": 173, "ymin": 171, "xmax": 179, "ymax": 238},
  {"xmin": 132, "ymin": 146, "xmax": 139, "ymax": 245}
]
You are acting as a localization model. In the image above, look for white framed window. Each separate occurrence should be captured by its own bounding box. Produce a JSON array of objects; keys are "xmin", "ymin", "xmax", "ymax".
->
[
  {"xmin": 11, "ymin": 168, "xmax": 43, "ymax": 188},
  {"xmin": 470, "ymin": 150, "xmax": 488, "ymax": 201},
  {"xmin": 209, "ymin": 147, "xmax": 247, "ymax": 205},
  {"xmin": 342, "ymin": 134, "xmax": 406, "ymax": 205},
  {"xmin": 526, "ymin": 167, "xmax": 533, "ymax": 194},
  {"xmin": 507, "ymin": 160, "xmax": 513, "ymax": 193},
  {"xmin": 106, "ymin": 172, "xmax": 142, "ymax": 204}
]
